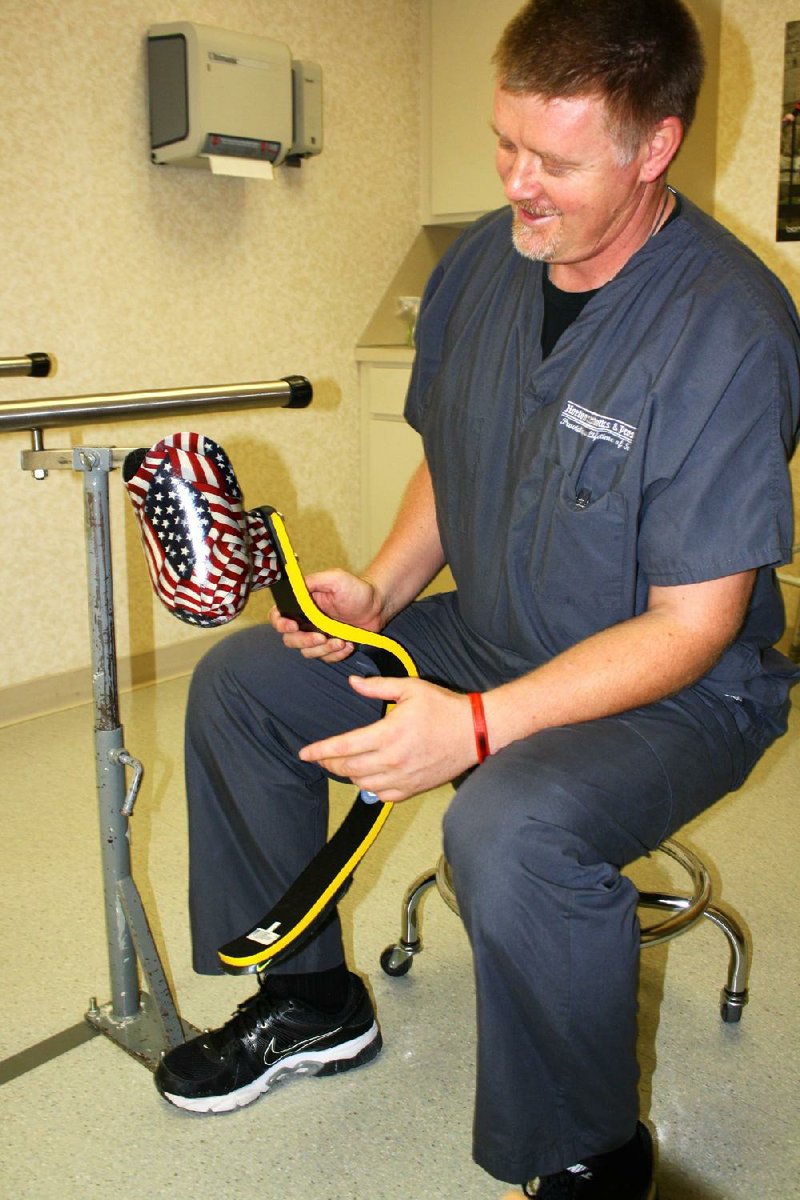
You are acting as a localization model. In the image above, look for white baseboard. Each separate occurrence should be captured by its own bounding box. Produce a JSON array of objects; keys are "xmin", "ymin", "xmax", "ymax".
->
[{"xmin": 0, "ymin": 632, "xmax": 227, "ymax": 728}]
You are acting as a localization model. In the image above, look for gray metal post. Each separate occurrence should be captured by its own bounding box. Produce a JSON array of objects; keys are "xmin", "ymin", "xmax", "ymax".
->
[
  {"xmin": 76, "ymin": 448, "xmax": 193, "ymax": 1067},
  {"xmin": 77, "ymin": 449, "xmax": 140, "ymax": 1019}
]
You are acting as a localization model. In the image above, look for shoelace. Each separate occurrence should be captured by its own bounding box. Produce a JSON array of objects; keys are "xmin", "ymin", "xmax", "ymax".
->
[{"xmin": 223, "ymin": 989, "xmax": 282, "ymax": 1041}]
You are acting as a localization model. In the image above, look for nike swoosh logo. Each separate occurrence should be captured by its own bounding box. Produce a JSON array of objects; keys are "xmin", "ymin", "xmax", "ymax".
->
[{"xmin": 263, "ymin": 1027, "xmax": 343, "ymax": 1067}]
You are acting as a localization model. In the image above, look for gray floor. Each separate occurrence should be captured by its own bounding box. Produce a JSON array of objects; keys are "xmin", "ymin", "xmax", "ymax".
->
[{"xmin": 1, "ymin": 676, "xmax": 798, "ymax": 1199}]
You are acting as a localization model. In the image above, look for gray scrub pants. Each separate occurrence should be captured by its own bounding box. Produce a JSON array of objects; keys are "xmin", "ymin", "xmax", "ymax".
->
[{"xmin": 185, "ymin": 593, "xmax": 763, "ymax": 1184}]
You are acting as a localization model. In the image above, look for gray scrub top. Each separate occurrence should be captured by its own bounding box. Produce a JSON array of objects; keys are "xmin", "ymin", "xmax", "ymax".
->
[{"xmin": 405, "ymin": 197, "xmax": 800, "ymax": 715}]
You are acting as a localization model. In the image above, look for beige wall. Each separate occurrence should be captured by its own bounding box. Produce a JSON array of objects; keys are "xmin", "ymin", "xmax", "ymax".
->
[
  {"xmin": 715, "ymin": 0, "xmax": 800, "ymax": 645},
  {"xmin": 0, "ymin": 0, "xmax": 421, "ymax": 709},
  {"xmin": 1, "ymin": 0, "xmax": 798, "ymax": 713},
  {"xmin": 716, "ymin": 0, "xmax": 799, "ymax": 288}
]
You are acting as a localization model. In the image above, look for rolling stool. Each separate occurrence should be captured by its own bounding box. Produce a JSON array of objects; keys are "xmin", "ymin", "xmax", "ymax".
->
[{"xmin": 380, "ymin": 838, "xmax": 750, "ymax": 1022}]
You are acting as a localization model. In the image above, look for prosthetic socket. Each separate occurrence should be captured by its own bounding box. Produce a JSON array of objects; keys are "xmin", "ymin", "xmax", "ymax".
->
[{"xmin": 123, "ymin": 432, "xmax": 280, "ymax": 627}]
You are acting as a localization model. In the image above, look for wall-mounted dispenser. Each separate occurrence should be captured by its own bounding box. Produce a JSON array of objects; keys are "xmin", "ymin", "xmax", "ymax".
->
[
  {"xmin": 288, "ymin": 61, "xmax": 323, "ymax": 163},
  {"xmin": 147, "ymin": 22, "xmax": 323, "ymax": 175}
]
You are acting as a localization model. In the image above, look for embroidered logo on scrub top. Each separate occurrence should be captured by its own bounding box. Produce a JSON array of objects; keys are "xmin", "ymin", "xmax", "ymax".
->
[{"xmin": 559, "ymin": 402, "xmax": 636, "ymax": 452}]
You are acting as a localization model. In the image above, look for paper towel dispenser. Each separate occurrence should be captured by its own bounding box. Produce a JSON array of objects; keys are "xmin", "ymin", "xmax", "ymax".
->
[
  {"xmin": 290, "ymin": 61, "xmax": 323, "ymax": 161},
  {"xmin": 147, "ymin": 22, "xmax": 323, "ymax": 171}
]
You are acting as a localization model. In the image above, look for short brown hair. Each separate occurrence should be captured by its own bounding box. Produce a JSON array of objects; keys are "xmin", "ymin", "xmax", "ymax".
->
[{"xmin": 493, "ymin": 0, "xmax": 705, "ymax": 158}]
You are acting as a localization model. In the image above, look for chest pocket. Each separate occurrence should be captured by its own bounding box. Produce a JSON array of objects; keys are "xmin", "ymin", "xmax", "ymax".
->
[{"xmin": 514, "ymin": 457, "xmax": 635, "ymax": 653}]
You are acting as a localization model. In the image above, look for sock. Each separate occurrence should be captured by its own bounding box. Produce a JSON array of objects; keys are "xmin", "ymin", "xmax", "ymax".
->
[
  {"xmin": 259, "ymin": 963, "xmax": 352, "ymax": 1013},
  {"xmin": 563, "ymin": 1124, "xmax": 651, "ymax": 1193}
]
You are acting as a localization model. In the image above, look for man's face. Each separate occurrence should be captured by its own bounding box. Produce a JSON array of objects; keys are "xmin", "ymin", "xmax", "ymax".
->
[{"xmin": 493, "ymin": 87, "xmax": 650, "ymax": 285}]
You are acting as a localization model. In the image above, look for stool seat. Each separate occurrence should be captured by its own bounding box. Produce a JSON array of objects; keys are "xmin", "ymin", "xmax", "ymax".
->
[{"xmin": 380, "ymin": 838, "xmax": 750, "ymax": 1023}]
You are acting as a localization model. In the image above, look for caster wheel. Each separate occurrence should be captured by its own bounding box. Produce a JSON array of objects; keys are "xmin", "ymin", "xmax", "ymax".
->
[{"xmin": 380, "ymin": 945, "xmax": 414, "ymax": 976}]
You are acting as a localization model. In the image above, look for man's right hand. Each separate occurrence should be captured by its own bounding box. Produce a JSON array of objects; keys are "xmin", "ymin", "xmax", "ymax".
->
[
  {"xmin": 269, "ymin": 568, "xmax": 385, "ymax": 663},
  {"xmin": 271, "ymin": 458, "xmax": 444, "ymax": 665}
]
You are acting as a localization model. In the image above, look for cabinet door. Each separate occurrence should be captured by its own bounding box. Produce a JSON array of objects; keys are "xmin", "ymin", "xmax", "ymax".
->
[
  {"xmin": 366, "ymin": 417, "xmax": 455, "ymax": 597},
  {"xmin": 423, "ymin": 0, "xmax": 518, "ymax": 223},
  {"xmin": 361, "ymin": 362, "xmax": 419, "ymax": 561},
  {"xmin": 366, "ymin": 418, "xmax": 426, "ymax": 560},
  {"xmin": 360, "ymin": 360, "xmax": 455, "ymax": 595}
]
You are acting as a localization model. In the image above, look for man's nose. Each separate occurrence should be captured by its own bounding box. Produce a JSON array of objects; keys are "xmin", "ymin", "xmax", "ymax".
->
[{"xmin": 499, "ymin": 151, "xmax": 544, "ymax": 201}]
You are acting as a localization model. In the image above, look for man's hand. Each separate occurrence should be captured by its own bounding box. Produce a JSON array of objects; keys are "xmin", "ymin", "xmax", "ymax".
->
[
  {"xmin": 298, "ymin": 676, "xmax": 479, "ymax": 803},
  {"xmin": 269, "ymin": 568, "xmax": 385, "ymax": 664}
]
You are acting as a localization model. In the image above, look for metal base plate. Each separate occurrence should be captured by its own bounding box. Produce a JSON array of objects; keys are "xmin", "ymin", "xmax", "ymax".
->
[{"xmin": 85, "ymin": 992, "xmax": 199, "ymax": 1073}]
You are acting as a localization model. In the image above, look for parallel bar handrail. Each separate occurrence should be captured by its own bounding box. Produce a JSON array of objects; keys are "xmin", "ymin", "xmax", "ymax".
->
[
  {"xmin": 0, "ymin": 352, "xmax": 54, "ymax": 380},
  {"xmin": 0, "ymin": 374, "xmax": 311, "ymax": 433}
]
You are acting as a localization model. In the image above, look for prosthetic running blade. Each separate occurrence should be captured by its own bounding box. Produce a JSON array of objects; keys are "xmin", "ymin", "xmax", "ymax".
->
[{"xmin": 217, "ymin": 506, "xmax": 417, "ymax": 974}]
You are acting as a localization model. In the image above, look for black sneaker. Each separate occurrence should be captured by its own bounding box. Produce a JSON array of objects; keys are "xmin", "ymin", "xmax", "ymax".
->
[
  {"xmin": 523, "ymin": 1123, "xmax": 656, "ymax": 1199},
  {"xmin": 154, "ymin": 971, "xmax": 381, "ymax": 1113}
]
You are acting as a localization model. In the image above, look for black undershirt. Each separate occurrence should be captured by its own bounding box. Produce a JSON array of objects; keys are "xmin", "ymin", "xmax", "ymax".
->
[
  {"xmin": 540, "ymin": 274, "xmax": 596, "ymax": 358},
  {"xmin": 540, "ymin": 195, "xmax": 682, "ymax": 358}
]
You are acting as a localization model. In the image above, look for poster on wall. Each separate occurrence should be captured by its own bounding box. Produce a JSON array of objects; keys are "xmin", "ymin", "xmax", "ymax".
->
[{"xmin": 777, "ymin": 20, "xmax": 800, "ymax": 240}]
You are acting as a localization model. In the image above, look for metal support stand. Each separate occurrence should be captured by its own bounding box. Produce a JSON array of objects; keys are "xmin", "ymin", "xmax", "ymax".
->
[
  {"xmin": 3, "ymin": 368, "xmax": 311, "ymax": 1069},
  {"xmin": 22, "ymin": 445, "xmax": 196, "ymax": 1070}
]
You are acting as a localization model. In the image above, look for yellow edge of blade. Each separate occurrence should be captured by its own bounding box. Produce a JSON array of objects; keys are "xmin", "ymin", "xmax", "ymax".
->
[
  {"xmin": 217, "ymin": 511, "xmax": 419, "ymax": 969},
  {"xmin": 218, "ymin": 799, "xmax": 394, "ymax": 969},
  {"xmin": 269, "ymin": 511, "xmax": 419, "ymax": 679}
]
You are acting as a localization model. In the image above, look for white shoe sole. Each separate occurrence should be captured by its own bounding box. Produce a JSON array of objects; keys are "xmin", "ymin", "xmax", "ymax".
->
[{"xmin": 161, "ymin": 1021, "xmax": 380, "ymax": 1114}]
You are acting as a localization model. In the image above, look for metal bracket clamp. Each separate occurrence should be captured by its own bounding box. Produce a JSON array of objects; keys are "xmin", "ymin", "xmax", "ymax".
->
[
  {"xmin": 20, "ymin": 444, "xmax": 135, "ymax": 477},
  {"xmin": 72, "ymin": 447, "xmax": 116, "ymax": 474},
  {"xmin": 109, "ymin": 748, "xmax": 145, "ymax": 817}
]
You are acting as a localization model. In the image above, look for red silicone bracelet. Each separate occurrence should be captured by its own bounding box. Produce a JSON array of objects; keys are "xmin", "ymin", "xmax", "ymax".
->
[{"xmin": 469, "ymin": 692, "xmax": 491, "ymax": 764}]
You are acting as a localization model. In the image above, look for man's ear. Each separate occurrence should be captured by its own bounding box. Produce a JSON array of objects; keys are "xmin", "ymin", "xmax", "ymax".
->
[{"xmin": 639, "ymin": 116, "xmax": 684, "ymax": 182}]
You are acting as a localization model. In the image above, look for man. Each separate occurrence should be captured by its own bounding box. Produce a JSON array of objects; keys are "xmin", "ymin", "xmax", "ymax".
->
[{"xmin": 155, "ymin": 2, "xmax": 800, "ymax": 1196}]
